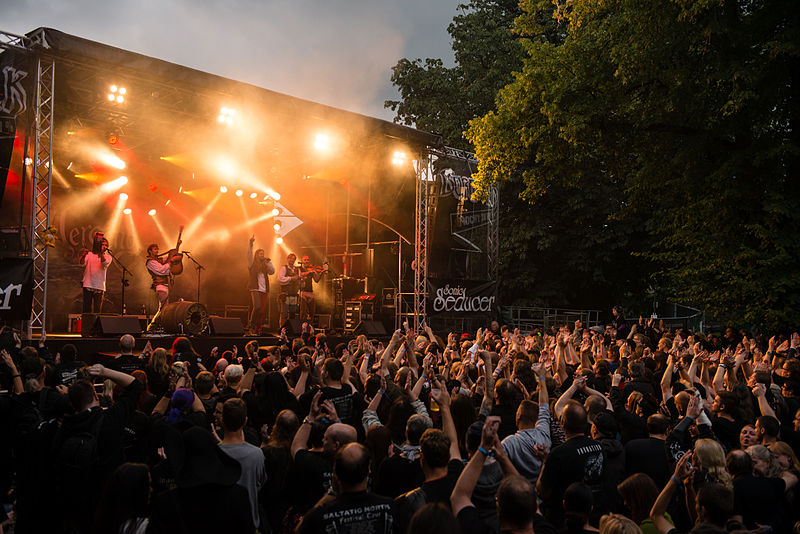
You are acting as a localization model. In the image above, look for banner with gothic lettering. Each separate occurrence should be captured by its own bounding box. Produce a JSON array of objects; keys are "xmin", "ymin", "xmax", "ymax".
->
[
  {"xmin": 427, "ymin": 278, "xmax": 496, "ymax": 317},
  {"xmin": 0, "ymin": 257, "xmax": 34, "ymax": 320},
  {"xmin": 0, "ymin": 48, "xmax": 35, "ymax": 210}
]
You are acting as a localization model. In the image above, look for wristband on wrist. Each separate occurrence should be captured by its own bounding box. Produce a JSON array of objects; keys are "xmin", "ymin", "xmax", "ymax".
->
[
  {"xmin": 378, "ymin": 389, "xmax": 385, "ymax": 395},
  {"xmin": 477, "ymin": 446, "xmax": 493, "ymax": 457},
  {"xmin": 671, "ymin": 475, "xmax": 681, "ymax": 485},
  {"xmin": 303, "ymin": 416, "xmax": 313, "ymax": 425}
]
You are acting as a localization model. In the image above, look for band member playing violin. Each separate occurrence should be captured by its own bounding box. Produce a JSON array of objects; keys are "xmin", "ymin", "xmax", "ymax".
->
[
  {"xmin": 298, "ymin": 255, "xmax": 326, "ymax": 322},
  {"xmin": 145, "ymin": 241, "xmax": 181, "ymax": 330}
]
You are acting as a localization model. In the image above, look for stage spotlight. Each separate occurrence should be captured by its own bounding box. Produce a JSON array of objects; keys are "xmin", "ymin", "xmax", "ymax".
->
[
  {"xmin": 235, "ymin": 189, "xmax": 244, "ymax": 197},
  {"xmin": 266, "ymin": 190, "xmax": 281, "ymax": 201},
  {"xmin": 392, "ymin": 150, "xmax": 408, "ymax": 166},
  {"xmin": 273, "ymin": 221, "xmax": 282, "ymax": 232},
  {"xmin": 24, "ymin": 157, "xmax": 32, "ymax": 166},
  {"xmin": 165, "ymin": 199, "xmax": 171, "ymax": 206},
  {"xmin": 108, "ymin": 84, "xmax": 127, "ymax": 104},
  {"xmin": 101, "ymin": 176, "xmax": 129, "ymax": 192},
  {"xmin": 119, "ymin": 193, "xmax": 128, "ymax": 201},
  {"xmin": 220, "ymin": 186, "xmax": 228, "ymax": 193},
  {"xmin": 148, "ymin": 209, "xmax": 156, "ymax": 216},
  {"xmin": 249, "ymin": 192, "xmax": 258, "ymax": 199},
  {"xmin": 218, "ymin": 106, "xmax": 237, "ymax": 125},
  {"xmin": 276, "ymin": 236, "xmax": 284, "ymax": 244},
  {"xmin": 101, "ymin": 154, "xmax": 126, "ymax": 169},
  {"xmin": 123, "ymin": 208, "xmax": 132, "ymax": 215},
  {"xmin": 271, "ymin": 207, "xmax": 280, "ymax": 217},
  {"xmin": 313, "ymin": 133, "xmax": 331, "ymax": 152}
]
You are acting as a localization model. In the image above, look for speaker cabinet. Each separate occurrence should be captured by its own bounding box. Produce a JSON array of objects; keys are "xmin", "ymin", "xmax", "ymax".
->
[
  {"xmin": 354, "ymin": 319, "xmax": 387, "ymax": 336},
  {"xmin": 85, "ymin": 315, "xmax": 142, "ymax": 337},
  {"xmin": 208, "ymin": 315, "xmax": 244, "ymax": 336}
]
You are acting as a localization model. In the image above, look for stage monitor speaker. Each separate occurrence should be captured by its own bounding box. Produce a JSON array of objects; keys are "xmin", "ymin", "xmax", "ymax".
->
[
  {"xmin": 281, "ymin": 318, "xmax": 303, "ymax": 336},
  {"xmin": 354, "ymin": 319, "xmax": 387, "ymax": 336},
  {"xmin": 87, "ymin": 315, "xmax": 142, "ymax": 337},
  {"xmin": 208, "ymin": 315, "xmax": 243, "ymax": 336},
  {"xmin": 81, "ymin": 313, "xmax": 99, "ymax": 338}
]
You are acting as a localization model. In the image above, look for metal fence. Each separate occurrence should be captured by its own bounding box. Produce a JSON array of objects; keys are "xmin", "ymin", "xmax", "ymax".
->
[{"xmin": 501, "ymin": 306, "xmax": 602, "ymax": 334}]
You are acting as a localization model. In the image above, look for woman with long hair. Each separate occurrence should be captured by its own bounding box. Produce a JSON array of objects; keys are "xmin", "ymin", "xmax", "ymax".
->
[
  {"xmin": 145, "ymin": 348, "xmax": 170, "ymax": 398},
  {"xmin": 247, "ymin": 236, "xmax": 275, "ymax": 335},
  {"xmin": 693, "ymin": 438, "xmax": 733, "ymax": 488},
  {"xmin": 617, "ymin": 473, "xmax": 667, "ymax": 534}
]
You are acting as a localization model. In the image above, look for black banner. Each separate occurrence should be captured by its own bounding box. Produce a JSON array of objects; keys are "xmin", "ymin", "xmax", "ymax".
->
[
  {"xmin": 1, "ymin": 48, "xmax": 34, "ymax": 206},
  {"xmin": 0, "ymin": 257, "xmax": 33, "ymax": 320},
  {"xmin": 428, "ymin": 279, "xmax": 496, "ymax": 316}
]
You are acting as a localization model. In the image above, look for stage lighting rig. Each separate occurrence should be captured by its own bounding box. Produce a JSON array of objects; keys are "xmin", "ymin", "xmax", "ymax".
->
[
  {"xmin": 219, "ymin": 186, "xmax": 228, "ymax": 193},
  {"xmin": 123, "ymin": 208, "xmax": 132, "ymax": 215},
  {"xmin": 108, "ymin": 84, "xmax": 127, "ymax": 104},
  {"xmin": 148, "ymin": 209, "xmax": 156, "ymax": 216},
  {"xmin": 235, "ymin": 189, "xmax": 244, "ymax": 197},
  {"xmin": 276, "ymin": 236, "xmax": 284, "ymax": 245},
  {"xmin": 392, "ymin": 150, "xmax": 408, "ymax": 166},
  {"xmin": 273, "ymin": 221, "xmax": 282, "ymax": 232},
  {"xmin": 218, "ymin": 106, "xmax": 236, "ymax": 125},
  {"xmin": 119, "ymin": 193, "xmax": 128, "ymax": 200},
  {"xmin": 249, "ymin": 192, "xmax": 258, "ymax": 199}
]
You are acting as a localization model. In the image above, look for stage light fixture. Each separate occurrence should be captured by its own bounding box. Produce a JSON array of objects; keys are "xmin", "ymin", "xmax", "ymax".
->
[
  {"xmin": 102, "ymin": 154, "xmax": 126, "ymax": 169},
  {"xmin": 313, "ymin": 133, "xmax": 331, "ymax": 152},
  {"xmin": 276, "ymin": 236, "xmax": 284, "ymax": 244},
  {"xmin": 165, "ymin": 199, "xmax": 171, "ymax": 206},
  {"xmin": 108, "ymin": 84, "xmax": 127, "ymax": 104},
  {"xmin": 24, "ymin": 157, "xmax": 33, "ymax": 166},
  {"xmin": 123, "ymin": 208, "xmax": 132, "ymax": 215},
  {"xmin": 273, "ymin": 221, "xmax": 282, "ymax": 232},
  {"xmin": 148, "ymin": 209, "xmax": 157, "ymax": 216},
  {"xmin": 218, "ymin": 106, "xmax": 237, "ymax": 125},
  {"xmin": 271, "ymin": 207, "xmax": 280, "ymax": 217},
  {"xmin": 392, "ymin": 150, "xmax": 407, "ymax": 166},
  {"xmin": 249, "ymin": 192, "xmax": 258, "ymax": 199},
  {"xmin": 100, "ymin": 176, "xmax": 129, "ymax": 192},
  {"xmin": 119, "ymin": 193, "xmax": 128, "ymax": 201},
  {"xmin": 220, "ymin": 186, "xmax": 228, "ymax": 193},
  {"xmin": 235, "ymin": 189, "xmax": 244, "ymax": 197},
  {"xmin": 266, "ymin": 190, "xmax": 281, "ymax": 201}
]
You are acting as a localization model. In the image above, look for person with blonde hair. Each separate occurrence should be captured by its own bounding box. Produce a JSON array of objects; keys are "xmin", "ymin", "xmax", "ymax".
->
[
  {"xmin": 145, "ymin": 347, "xmax": 170, "ymax": 398},
  {"xmin": 599, "ymin": 513, "xmax": 642, "ymax": 534},
  {"xmin": 693, "ymin": 438, "xmax": 732, "ymax": 488}
]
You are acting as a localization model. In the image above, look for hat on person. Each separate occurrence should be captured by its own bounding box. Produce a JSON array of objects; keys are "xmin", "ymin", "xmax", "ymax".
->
[
  {"xmin": 591, "ymin": 411, "xmax": 618, "ymax": 438},
  {"xmin": 177, "ymin": 427, "xmax": 241, "ymax": 488},
  {"xmin": 460, "ymin": 333, "xmax": 472, "ymax": 341},
  {"xmin": 19, "ymin": 357, "xmax": 44, "ymax": 378}
]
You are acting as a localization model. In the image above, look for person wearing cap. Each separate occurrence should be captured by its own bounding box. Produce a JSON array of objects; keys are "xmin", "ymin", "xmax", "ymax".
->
[{"xmin": 148, "ymin": 427, "xmax": 254, "ymax": 533}]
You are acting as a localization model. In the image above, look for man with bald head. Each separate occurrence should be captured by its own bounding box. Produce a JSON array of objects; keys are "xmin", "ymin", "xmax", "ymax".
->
[
  {"xmin": 111, "ymin": 334, "xmax": 142, "ymax": 375},
  {"xmin": 298, "ymin": 443, "xmax": 398, "ymax": 534},
  {"xmin": 289, "ymin": 391, "xmax": 358, "ymax": 517}
]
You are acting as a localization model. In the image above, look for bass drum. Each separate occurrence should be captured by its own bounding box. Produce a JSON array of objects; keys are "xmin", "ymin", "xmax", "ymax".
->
[{"xmin": 159, "ymin": 301, "xmax": 209, "ymax": 336}]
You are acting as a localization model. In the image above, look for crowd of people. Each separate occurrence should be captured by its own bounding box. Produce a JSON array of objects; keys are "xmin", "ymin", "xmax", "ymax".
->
[{"xmin": 1, "ymin": 314, "xmax": 799, "ymax": 534}]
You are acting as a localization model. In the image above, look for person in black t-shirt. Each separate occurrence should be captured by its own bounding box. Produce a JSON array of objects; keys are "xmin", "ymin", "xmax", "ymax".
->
[
  {"xmin": 289, "ymin": 391, "xmax": 358, "ymax": 517},
  {"xmin": 111, "ymin": 335, "xmax": 143, "ymax": 376},
  {"xmin": 53, "ymin": 343, "xmax": 88, "ymax": 387},
  {"xmin": 538, "ymin": 400, "xmax": 605, "ymax": 528},
  {"xmin": 298, "ymin": 442, "xmax": 399, "ymax": 534}
]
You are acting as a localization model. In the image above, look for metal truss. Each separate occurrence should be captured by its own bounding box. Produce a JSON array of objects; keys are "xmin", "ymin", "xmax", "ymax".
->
[
  {"xmin": 412, "ymin": 150, "xmax": 433, "ymax": 331},
  {"xmin": 487, "ymin": 185, "xmax": 499, "ymax": 283},
  {"xmin": 0, "ymin": 30, "xmax": 33, "ymax": 52},
  {"xmin": 29, "ymin": 53, "xmax": 56, "ymax": 333}
]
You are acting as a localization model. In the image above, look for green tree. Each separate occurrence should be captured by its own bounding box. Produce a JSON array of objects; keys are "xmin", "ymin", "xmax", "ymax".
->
[
  {"xmin": 386, "ymin": 0, "xmax": 526, "ymax": 149},
  {"xmin": 468, "ymin": 0, "xmax": 800, "ymax": 329}
]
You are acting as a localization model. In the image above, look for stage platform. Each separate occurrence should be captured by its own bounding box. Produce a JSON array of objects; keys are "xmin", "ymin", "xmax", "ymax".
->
[{"xmin": 38, "ymin": 332, "xmax": 377, "ymax": 365}]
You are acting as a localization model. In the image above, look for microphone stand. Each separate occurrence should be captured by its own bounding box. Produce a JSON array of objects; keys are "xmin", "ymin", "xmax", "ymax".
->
[
  {"xmin": 182, "ymin": 251, "xmax": 205, "ymax": 303},
  {"xmin": 107, "ymin": 251, "xmax": 133, "ymax": 315}
]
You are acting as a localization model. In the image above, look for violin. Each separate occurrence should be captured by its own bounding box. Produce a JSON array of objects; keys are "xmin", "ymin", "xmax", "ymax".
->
[
  {"xmin": 299, "ymin": 261, "xmax": 329, "ymax": 276},
  {"xmin": 166, "ymin": 226, "xmax": 184, "ymax": 275}
]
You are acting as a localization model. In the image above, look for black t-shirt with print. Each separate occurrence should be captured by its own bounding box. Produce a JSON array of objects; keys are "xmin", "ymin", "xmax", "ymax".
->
[
  {"xmin": 539, "ymin": 434, "xmax": 604, "ymax": 528},
  {"xmin": 298, "ymin": 491, "xmax": 399, "ymax": 534},
  {"xmin": 288, "ymin": 449, "xmax": 334, "ymax": 510}
]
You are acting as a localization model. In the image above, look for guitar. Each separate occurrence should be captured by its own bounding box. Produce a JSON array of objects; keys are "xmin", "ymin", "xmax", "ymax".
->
[{"xmin": 166, "ymin": 226, "xmax": 184, "ymax": 275}]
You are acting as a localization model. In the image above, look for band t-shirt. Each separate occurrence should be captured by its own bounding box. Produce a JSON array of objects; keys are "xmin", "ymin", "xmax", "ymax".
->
[
  {"xmin": 288, "ymin": 449, "xmax": 333, "ymax": 511},
  {"xmin": 539, "ymin": 434, "xmax": 604, "ymax": 527},
  {"xmin": 297, "ymin": 491, "xmax": 399, "ymax": 534}
]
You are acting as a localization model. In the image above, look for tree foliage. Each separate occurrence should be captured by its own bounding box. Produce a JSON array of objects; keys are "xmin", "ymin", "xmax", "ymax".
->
[{"xmin": 468, "ymin": 0, "xmax": 800, "ymax": 328}]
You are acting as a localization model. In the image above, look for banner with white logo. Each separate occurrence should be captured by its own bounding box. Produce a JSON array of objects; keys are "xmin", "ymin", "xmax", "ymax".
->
[
  {"xmin": 0, "ymin": 258, "xmax": 33, "ymax": 320},
  {"xmin": 428, "ymin": 279, "xmax": 496, "ymax": 316}
]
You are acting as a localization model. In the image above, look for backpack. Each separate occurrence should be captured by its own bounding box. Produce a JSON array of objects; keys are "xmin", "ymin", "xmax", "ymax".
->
[{"xmin": 56, "ymin": 411, "xmax": 105, "ymax": 480}]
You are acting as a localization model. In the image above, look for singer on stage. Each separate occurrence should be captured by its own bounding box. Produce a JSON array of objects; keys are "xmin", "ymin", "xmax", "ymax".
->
[
  {"xmin": 248, "ymin": 235, "xmax": 275, "ymax": 335},
  {"xmin": 80, "ymin": 237, "xmax": 112, "ymax": 313}
]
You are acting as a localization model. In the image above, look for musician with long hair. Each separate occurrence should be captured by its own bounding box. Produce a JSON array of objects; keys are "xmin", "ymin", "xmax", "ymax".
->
[{"xmin": 247, "ymin": 235, "xmax": 275, "ymax": 335}]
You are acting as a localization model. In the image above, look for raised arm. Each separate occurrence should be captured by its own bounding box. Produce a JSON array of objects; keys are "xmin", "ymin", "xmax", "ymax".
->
[
  {"xmin": 1, "ymin": 349, "xmax": 23, "ymax": 395},
  {"xmin": 555, "ymin": 375, "xmax": 584, "ymax": 418},
  {"xmin": 451, "ymin": 416, "xmax": 500, "ymax": 515},
  {"xmin": 651, "ymin": 451, "xmax": 695, "ymax": 534},
  {"xmin": 291, "ymin": 390, "xmax": 322, "ymax": 458},
  {"xmin": 431, "ymin": 377, "xmax": 461, "ymax": 461}
]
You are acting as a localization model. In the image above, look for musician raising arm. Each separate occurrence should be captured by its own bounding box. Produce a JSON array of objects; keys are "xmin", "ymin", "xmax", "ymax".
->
[
  {"xmin": 248, "ymin": 236, "xmax": 275, "ymax": 335},
  {"xmin": 145, "ymin": 243, "xmax": 175, "ymax": 331}
]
